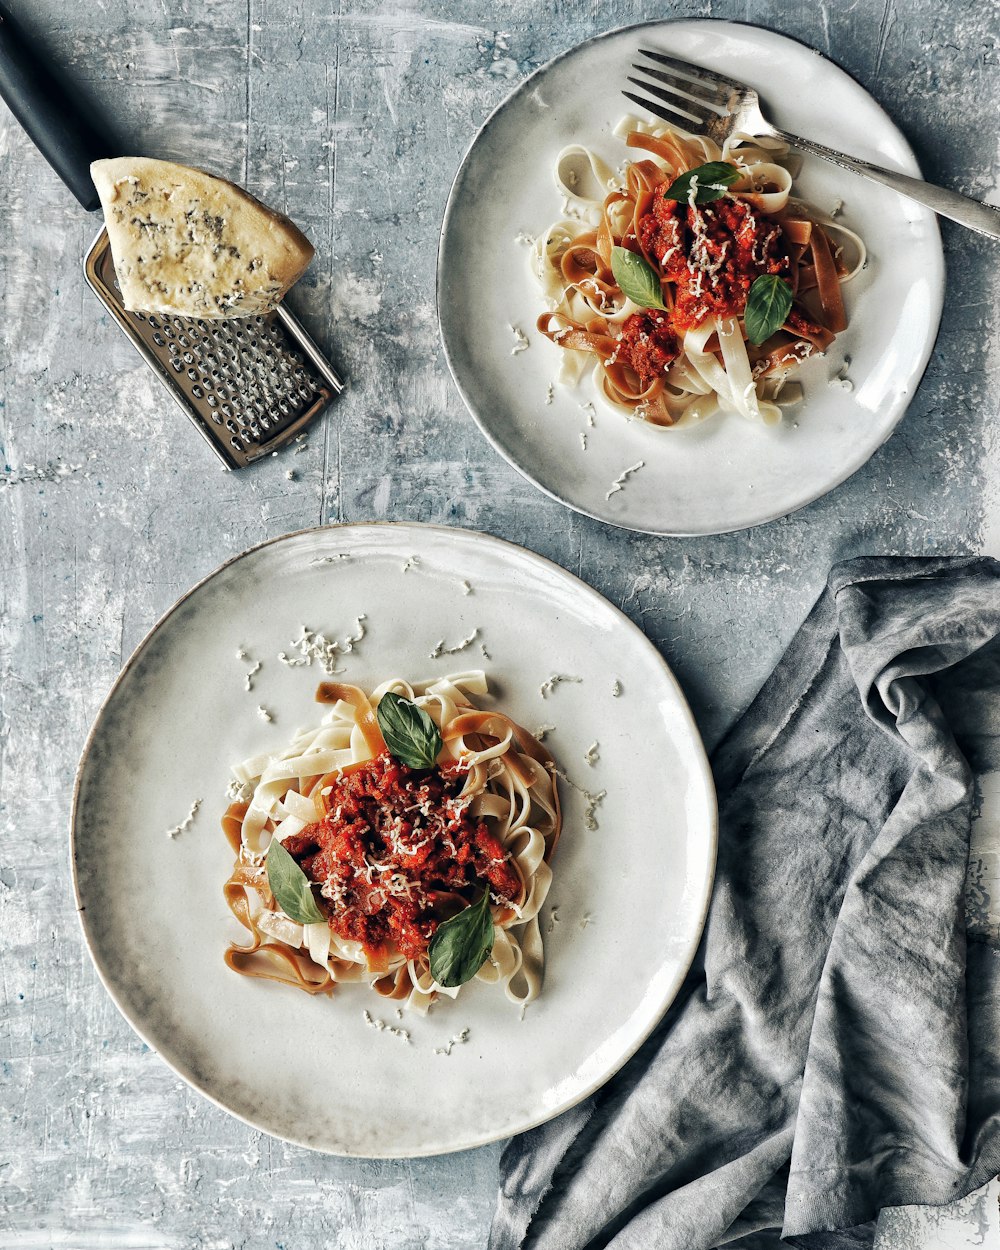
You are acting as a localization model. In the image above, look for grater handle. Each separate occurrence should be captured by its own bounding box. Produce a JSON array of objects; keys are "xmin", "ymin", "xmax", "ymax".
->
[{"xmin": 0, "ymin": 4, "xmax": 107, "ymax": 211}]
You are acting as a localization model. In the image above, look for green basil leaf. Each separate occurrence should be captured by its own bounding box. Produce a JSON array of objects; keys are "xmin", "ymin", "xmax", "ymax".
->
[
  {"xmin": 429, "ymin": 889, "xmax": 494, "ymax": 988},
  {"xmin": 266, "ymin": 838, "xmax": 325, "ymax": 925},
  {"xmin": 610, "ymin": 246, "xmax": 666, "ymax": 311},
  {"xmin": 664, "ymin": 161, "xmax": 740, "ymax": 205},
  {"xmin": 744, "ymin": 274, "xmax": 794, "ymax": 345},
  {"xmin": 376, "ymin": 691, "xmax": 443, "ymax": 770}
]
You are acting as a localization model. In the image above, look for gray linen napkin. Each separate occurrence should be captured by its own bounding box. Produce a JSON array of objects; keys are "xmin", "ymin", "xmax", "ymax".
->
[{"xmin": 490, "ymin": 555, "xmax": 1000, "ymax": 1250}]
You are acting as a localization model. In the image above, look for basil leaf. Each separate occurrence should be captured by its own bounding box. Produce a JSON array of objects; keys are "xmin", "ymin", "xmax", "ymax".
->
[
  {"xmin": 664, "ymin": 161, "xmax": 740, "ymax": 205},
  {"xmin": 376, "ymin": 691, "xmax": 442, "ymax": 770},
  {"xmin": 610, "ymin": 246, "xmax": 666, "ymax": 311},
  {"xmin": 266, "ymin": 838, "xmax": 325, "ymax": 925},
  {"xmin": 429, "ymin": 889, "xmax": 494, "ymax": 988},
  {"xmin": 744, "ymin": 274, "xmax": 794, "ymax": 345}
]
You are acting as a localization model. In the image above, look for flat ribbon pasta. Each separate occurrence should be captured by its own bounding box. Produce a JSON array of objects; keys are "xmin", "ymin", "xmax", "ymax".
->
[
  {"xmin": 222, "ymin": 672, "xmax": 562, "ymax": 1015},
  {"xmin": 534, "ymin": 116, "xmax": 865, "ymax": 430}
]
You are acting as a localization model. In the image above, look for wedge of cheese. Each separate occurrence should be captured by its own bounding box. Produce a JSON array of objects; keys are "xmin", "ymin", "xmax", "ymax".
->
[{"xmin": 90, "ymin": 157, "xmax": 314, "ymax": 319}]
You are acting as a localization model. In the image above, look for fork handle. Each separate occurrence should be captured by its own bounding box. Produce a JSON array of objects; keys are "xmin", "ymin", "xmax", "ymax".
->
[{"xmin": 771, "ymin": 127, "xmax": 1000, "ymax": 240}]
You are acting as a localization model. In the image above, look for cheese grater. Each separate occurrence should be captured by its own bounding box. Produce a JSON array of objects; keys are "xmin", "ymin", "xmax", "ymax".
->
[
  {"xmin": 85, "ymin": 229, "xmax": 343, "ymax": 468},
  {"xmin": 0, "ymin": 5, "xmax": 344, "ymax": 469}
]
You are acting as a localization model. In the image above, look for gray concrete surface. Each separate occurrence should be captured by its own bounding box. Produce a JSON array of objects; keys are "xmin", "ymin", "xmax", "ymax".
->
[{"xmin": 1, "ymin": 0, "xmax": 999, "ymax": 1246}]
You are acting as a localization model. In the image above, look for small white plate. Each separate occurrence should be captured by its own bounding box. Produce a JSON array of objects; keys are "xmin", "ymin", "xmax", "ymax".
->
[
  {"xmin": 72, "ymin": 524, "xmax": 717, "ymax": 1157},
  {"xmin": 438, "ymin": 20, "xmax": 944, "ymax": 536}
]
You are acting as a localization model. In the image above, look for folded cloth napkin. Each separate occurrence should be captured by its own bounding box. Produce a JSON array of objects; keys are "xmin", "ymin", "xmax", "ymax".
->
[{"xmin": 490, "ymin": 555, "xmax": 1000, "ymax": 1250}]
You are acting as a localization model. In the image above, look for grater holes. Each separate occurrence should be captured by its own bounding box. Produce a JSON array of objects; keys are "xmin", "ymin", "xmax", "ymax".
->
[{"xmin": 128, "ymin": 301, "xmax": 326, "ymax": 447}]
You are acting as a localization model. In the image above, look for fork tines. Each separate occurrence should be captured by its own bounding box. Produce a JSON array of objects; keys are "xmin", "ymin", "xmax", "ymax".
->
[
  {"xmin": 625, "ymin": 48, "xmax": 739, "ymax": 135},
  {"xmin": 638, "ymin": 48, "xmax": 744, "ymax": 95}
]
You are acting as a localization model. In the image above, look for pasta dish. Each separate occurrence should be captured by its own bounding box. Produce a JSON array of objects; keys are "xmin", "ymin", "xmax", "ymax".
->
[
  {"xmin": 222, "ymin": 672, "xmax": 561, "ymax": 1013},
  {"xmin": 533, "ymin": 117, "xmax": 865, "ymax": 427}
]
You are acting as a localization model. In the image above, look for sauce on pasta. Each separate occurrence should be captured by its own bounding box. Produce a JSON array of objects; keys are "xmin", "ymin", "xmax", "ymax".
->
[
  {"xmin": 640, "ymin": 193, "xmax": 790, "ymax": 331},
  {"xmin": 282, "ymin": 752, "xmax": 522, "ymax": 964},
  {"xmin": 532, "ymin": 118, "xmax": 866, "ymax": 428},
  {"xmin": 222, "ymin": 673, "xmax": 562, "ymax": 1012}
]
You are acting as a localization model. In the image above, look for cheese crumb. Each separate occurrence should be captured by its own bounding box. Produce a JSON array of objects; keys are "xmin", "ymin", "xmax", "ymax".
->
[
  {"xmin": 244, "ymin": 659, "xmax": 261, "ymax": 692},
  {"xmin": 534, "ymin": 724, "xmax": 556, "ymax": 742},
  {"xmin": 429, "ymin": 628, "xmax": 479, "ymax": 659},
  {"xmin": 434, "ymin": 1027, "xmax": 471, "ymax": 1056},
  {"xmin": 257, "ymin": 706, "xmax": 273, "ymax": 723},
  {"xmin": 363, "ymin": 1009, "xmax": 411, "ymax": 1044},
  {"xmin": 545, "ymin": 383, "xmax": 555, "ymax": 405},
  {"xmin": 402, "ymin": 556, "xmax": 420, "ymax": 573},
  {"xmin": 166, "ymin": 798, "xmax": 202, "ymax": 839},
  {"xmin": 605, "ymin": 460, "xmax": 645, "ymax": 501},
  {"xmin": 539, "ymin": 673, "xmax": 582, "ymax": 698},
  {"xmin": 829, "ymin": 357, "xmax": 854, "ymax": 393},
  {"xmin": 552, "ymin": 766, "xmax": 606, "ymax": 831},
  {"xmin": 460, "ymin": 580, "xmax": 473, "ymax": 596},
  {"xmin": 280, "ymin": 617, "xmax": 366, "ymax": 674},
  {"xmin": 580, "ymin": 402, "xmax": 596, "ymax": 427},
  {"xmin": 310, "ymin": 553, "xmax": 352, "ymax": 565},
  {"xmin": 584, "ymin": 741, "xmax": 600, "ymax": 767},
  {"xmin": 510, "ymin": 325, "xmax": 530, "ymax": 355},
  {"xmin": 579, "ymin": 432, "xmax": 588, "ymax": 452},
  {"xmin": 612, "ymin": 679, "xmax": 623, "ymax": 697}
]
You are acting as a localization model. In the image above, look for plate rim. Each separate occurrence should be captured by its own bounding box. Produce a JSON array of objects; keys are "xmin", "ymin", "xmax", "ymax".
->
[
  {"xmin": 69, "ymin": 520, "xmax": 719, "ymax": 1156},
  {"xmin": 436, "ymin": 17, "xmax": 946, "ymax": 537}
]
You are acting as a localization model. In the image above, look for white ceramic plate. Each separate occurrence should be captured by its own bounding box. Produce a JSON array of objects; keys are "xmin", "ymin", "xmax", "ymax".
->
[
  {"xmin": 72, "ymin": 524, "xmax": 717, "ymax": 1157},
  {"xmin": 438, "ymin": 20, "xmax": 944, "ymax": 536}
]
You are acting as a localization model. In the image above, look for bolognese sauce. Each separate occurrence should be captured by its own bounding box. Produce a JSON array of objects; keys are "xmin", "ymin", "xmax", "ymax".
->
[
  {"xmin": 637, "ymin": 188, "xmax": 791, "ymax": 332},
  {"xmin": 282, "ymin": 753, "xmax": 522, "ymax": 962}
]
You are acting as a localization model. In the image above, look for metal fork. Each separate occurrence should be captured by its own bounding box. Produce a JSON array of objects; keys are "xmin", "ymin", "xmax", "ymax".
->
[{"xmin": 626, "ymin": 48, "xmax": 1000, "ymax": 240}]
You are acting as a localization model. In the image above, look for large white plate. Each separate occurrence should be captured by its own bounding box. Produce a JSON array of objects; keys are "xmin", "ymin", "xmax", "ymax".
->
[
  {"xmin": 72, "ymin": 524, "xmax": 717, "ymax": 1157},
  {"xmin": 438, "ymin": 20, "xmax": 944, "ymax": 536}
]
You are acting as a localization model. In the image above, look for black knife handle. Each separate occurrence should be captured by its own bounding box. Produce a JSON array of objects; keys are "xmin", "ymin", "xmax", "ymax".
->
[{"xmin": 0, "ymin": 5, "xmax": 108, "ymax": 210}]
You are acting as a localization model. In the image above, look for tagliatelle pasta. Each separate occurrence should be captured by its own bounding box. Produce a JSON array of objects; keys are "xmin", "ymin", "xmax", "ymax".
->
[
  {"xmin": 222, "ymin": 672, "xmax": 561, "ymax": 1014},
  {"xmin": 533, "ymin": 116, "xmax": 866, "ymax": 428}
]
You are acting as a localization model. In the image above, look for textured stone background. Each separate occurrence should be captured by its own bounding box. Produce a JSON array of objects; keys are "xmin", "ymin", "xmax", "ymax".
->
[{"xmin": 1, "ymin": 0, "xmax": 999, "ymax": 1246}]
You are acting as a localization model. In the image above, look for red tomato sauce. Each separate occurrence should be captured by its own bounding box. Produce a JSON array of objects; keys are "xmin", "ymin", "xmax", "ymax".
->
[
  {"xmin": 637, "ymin": 187, "xmax": 790, "ymax": 333},
  {"xmin": 612, "ymin": 311, "xmax": 680, "ymax": 389},
  {"xmin": 282, "ymin": 753, "xmax": 521, "ymax": 962}
]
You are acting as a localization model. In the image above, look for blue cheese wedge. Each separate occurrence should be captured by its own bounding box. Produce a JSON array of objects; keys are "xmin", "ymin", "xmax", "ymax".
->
[{"xmin": 90, "ymin": 157, "xmax": 314, "ymax": 319}]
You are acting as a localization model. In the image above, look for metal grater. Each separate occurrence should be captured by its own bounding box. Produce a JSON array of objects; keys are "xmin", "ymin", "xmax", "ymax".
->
[{"xmin": 84, "ymin": 228, "xmax": 344, "ymax": 469}]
